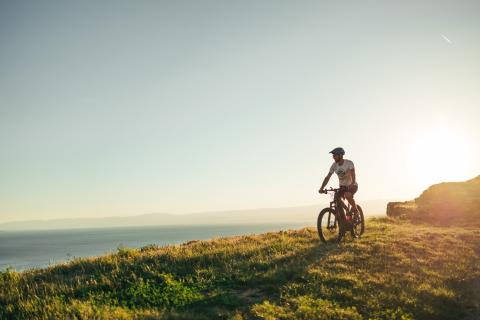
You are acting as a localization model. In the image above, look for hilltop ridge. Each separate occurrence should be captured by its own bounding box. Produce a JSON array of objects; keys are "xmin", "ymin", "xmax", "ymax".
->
[{"xmin": 387, "ymin": 175, "xmax": 480, "ymax": 225}]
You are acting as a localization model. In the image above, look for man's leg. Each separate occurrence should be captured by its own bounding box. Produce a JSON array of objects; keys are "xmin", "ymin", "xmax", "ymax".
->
[{"xmin": 344, "ymin": 192, "xmax": 358, "ymax": 214}]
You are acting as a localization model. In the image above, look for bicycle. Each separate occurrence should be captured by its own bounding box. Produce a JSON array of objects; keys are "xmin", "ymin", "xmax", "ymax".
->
[{"xmin": 317, "ymin": 187, "xmax": 365, "ymax": 243}]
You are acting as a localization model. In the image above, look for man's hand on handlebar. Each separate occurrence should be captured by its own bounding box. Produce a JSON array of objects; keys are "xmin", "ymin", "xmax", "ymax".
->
[{"xmin": 318, "ymin": 188, "xmax": 327, "ymax": 194}]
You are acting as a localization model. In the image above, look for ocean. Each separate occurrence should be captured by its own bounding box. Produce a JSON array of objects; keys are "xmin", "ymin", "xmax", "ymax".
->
[{"xmin": 0, "ymin": 223, "xmax": 310, "ymax": 271}]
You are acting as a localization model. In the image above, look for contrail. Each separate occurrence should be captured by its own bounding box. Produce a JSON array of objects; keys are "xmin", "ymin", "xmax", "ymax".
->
[{"xmin": 440, "ymin": 33, "xmax": 452, "ymax": 44}]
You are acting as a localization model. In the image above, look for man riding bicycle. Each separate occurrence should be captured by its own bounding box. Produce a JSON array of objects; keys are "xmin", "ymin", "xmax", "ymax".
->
[{"xmin": 319, "ymin": 147, "xmax": 359, "ymax": 221}]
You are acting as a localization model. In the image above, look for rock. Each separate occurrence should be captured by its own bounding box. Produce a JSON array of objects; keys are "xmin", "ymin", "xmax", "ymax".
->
[{"xmin": 386, "ymin": 201, "xmax": 417, "ymax": 218}]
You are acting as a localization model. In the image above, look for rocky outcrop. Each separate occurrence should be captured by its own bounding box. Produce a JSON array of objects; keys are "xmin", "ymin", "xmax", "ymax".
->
[
  {"xmin": 387, "ymin": 175, "xmax": 480, "ymax": 226},
  {"xmin": 386, "ymin": 201, "xmax": 417, "ymax": 218}
]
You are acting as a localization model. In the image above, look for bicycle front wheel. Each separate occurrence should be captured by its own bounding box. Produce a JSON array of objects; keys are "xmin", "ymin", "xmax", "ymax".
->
[{"xmin": 317, "ymin": 208, "xmax": 344, "ymax": 243}]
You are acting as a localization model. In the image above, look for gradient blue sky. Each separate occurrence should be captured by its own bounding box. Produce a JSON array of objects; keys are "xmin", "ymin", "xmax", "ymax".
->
[{"xmin": 1, "ymin": 1, "xmax": 479, "ymax": 222}]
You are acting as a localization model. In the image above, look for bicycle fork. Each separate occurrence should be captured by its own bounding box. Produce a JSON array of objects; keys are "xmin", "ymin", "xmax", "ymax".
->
[
  {"xmin": 329, "ymin": 201, "xmax": 338, "ymax": 228},
  {"xmin": 331, "ymin": 199, "xmax": 348, "ymax": 225}
]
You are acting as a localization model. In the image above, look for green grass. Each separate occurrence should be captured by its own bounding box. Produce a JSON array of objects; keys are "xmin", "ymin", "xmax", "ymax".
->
[{"xmin": 1, "ymin": 218, "xmax": 479, "ymax": 319}]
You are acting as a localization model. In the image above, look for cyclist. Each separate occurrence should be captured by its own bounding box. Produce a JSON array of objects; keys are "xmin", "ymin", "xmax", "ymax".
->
[{"xmin": 318, "ymin": 147, "xmax": 359, "ymax": 221}]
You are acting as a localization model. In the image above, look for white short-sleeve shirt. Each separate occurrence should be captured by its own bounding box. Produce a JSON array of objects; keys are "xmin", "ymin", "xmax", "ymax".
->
[{"xmin": 329, "ymin": 159, "xmax": 355, "ymax": 186}]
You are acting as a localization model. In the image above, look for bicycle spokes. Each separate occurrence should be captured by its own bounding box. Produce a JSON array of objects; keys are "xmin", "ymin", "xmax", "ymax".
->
[
  {"xmin": 318, "ymin": 210, "xmax": 339, "ymax": 242},
  {"xmin": 350, "ymin": 210, "xmax": 364, "ymax": 237},
  {"xmin": 327, "ymin": 212, "xmax": 336, "ymax": 229}
]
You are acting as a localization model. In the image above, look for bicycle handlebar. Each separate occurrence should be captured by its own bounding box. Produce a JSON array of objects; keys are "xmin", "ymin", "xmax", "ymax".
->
[{"xmin": 319, "ymin": 187, "xmax": 342, "ymax": 194}]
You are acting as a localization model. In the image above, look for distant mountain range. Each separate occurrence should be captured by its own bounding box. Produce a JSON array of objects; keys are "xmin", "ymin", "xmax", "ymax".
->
[{"xmin": 0, "ymin": 200, "xmax": 389, "ymax": 231}]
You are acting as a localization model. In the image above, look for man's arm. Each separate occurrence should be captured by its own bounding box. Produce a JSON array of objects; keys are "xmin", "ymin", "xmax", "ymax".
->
[
  {"xmin": 319, "ymin": 172, "xmax": 333, "ymax": 193},
  {"xmin": 351, "ymin": 168, "xmax": 356, "ymax": 185}
]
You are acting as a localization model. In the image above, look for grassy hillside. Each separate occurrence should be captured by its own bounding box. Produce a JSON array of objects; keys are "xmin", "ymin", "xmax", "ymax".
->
[
  {"xmin": 1, "ymin": 218, "xmax": 479, "ymax": 319},
  {"xmin": 387, "ymin": 175, "xmax": 480, "ymax": 226}
]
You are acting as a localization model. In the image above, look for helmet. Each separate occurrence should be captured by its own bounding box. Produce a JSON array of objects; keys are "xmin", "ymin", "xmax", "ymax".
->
[{"xmin": 329, "ymin": 147, "xmax": 345, "ymax": 155}]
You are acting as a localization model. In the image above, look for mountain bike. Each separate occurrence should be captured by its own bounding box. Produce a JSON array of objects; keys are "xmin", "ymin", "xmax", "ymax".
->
[{"xmin": 317, "ymin": 187, "xmax": 365, "ymax": 243}]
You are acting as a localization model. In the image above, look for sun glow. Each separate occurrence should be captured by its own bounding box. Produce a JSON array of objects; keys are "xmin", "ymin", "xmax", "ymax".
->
[{"xmin": 407, "ymin": 125, "xmax": 473, "ymax": 187}]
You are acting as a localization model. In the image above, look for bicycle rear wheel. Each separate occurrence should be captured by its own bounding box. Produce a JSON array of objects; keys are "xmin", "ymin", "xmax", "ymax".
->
[
  {"xmin": 350, "ymin": 205, "xmax": 365, "ymax": 238},
  {"xmin": 317, "ymin": 208, "xmax": 345, "ymax": 243}
]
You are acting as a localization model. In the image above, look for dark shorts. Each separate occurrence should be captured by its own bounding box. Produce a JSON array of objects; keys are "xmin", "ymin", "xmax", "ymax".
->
[{"xmin": 339, "ymin": 184, "xmax": 358, "ymax": 198}]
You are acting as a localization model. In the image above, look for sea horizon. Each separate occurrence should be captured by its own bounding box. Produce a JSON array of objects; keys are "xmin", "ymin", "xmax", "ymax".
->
[{"xmin": 0, "ymin": 222, "xmax": 311, "ymax": 272}]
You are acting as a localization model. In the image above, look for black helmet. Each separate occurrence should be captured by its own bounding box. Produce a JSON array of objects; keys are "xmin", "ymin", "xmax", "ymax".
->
[{"xmin": 329, "ymin": 147, "xmax": 345, "ymax": 155}]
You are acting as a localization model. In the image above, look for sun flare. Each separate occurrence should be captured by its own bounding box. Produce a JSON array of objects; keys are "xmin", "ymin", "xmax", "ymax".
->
[{"xmin": 407, "ymin": 125, "xmax": 472, "ymax": 186}]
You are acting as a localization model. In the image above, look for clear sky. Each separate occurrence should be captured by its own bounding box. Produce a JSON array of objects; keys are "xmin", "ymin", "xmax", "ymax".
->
[{"xmin": 1, "ymin": 1, "xmax": 479, "ymax": 223}]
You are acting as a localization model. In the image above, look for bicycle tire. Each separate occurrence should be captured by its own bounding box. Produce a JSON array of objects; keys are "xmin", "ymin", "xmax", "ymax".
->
[
  {"xmin": 350, "ymin": 205, "xmax": 365, "ymax": 238},
  {"xmin": 317, "ymin": 207, "xmax": 345, "ymax": 243}
]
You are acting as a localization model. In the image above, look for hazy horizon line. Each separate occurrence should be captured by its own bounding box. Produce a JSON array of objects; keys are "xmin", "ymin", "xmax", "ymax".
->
[{"xmin": 0, "ymin": 198, "xmax": 392, "ymax": 227}]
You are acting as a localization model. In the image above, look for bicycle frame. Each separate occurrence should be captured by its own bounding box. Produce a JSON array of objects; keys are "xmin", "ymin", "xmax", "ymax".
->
[
  {"xmin": 330, "ymin": 191, "xmax": 349, "ymax": 219},
  {"xmin": 324, "ymin": 188, "xmax": 352, "ymax": 230}
]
